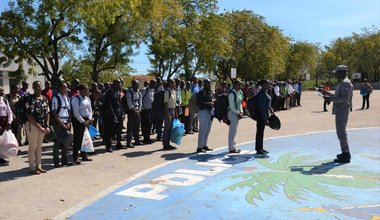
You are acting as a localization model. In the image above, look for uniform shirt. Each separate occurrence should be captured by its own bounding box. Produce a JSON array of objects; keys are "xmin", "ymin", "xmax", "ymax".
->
[
  {"xmin": 257, "ymin": 89, "xmax": 272, "ymax": 121},
  {"xmin": 181, "ymin": 88, "xmax": 191, "ymax": 107},
  {"xmin": 140, "ymin": 87, "xmax": 155, "ymax": 110},
  {"xmin": 0, "ymin": 97, "xmax": 13, "ymax": 124},
  {"xmin": 331, "ymin": 77, "xmax": 353, "ymax": 115},
  {"xmin": 51, "ymin": 93, "xmax": 70, "ymax": 123},
  {"xmin": 72, "ymin": 95, "xmax": 92, "ymax": 123},
  {"xmin": 228, "ymin": 89, "xmax": 243, "ymax": 114},
  {"xmin": 164, "ymin": 88, "xmax": 176, "ymax": 109},
  {"xmin": 26, "ymin": 95, "xmax": 50, "ymax": 126},
  {"xmin": 126, "ymin": 89, "xmax": 142, "ymax": 112}
]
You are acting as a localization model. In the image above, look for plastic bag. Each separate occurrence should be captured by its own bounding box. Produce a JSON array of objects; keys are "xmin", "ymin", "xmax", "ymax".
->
[
  {"xmin": 88, "ymin": 125, "xmax": 100, "ymax": 139},
  {"xmin": 0, "ymin": 130, "xmax": 19, "ymax": 158},
  {"xmin": 81, "ymin": 128, "xmax": 94, "ymax": 152},
  {"xmin": 170, "ymin": 118, "xmax": 184, "ymax": 145}
]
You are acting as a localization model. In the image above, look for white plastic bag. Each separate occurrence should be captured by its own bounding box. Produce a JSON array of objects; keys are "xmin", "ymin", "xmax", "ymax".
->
[
  {"xmin": 0, "ymin": 130, "xmax": 19, "ymax": 158},
  {"xmin": 80, "ymin": 128, "xmax": 94, "ymax": 152}
]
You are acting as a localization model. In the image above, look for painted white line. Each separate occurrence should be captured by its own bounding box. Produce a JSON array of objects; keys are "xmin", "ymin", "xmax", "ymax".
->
[
  {"xmin": 53, "ymin": 127, "xmax": 380, "ymax": 219},
  {"xmin": 341, "ymin": 204, "xmax": 380, "ymax": 210}
]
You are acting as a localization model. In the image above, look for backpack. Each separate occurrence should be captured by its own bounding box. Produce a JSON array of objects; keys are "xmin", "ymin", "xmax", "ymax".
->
[
  {"xmin": 246, "ymin": 95, "xmax": 259, "ymax": 121},
  {"xmin": 188, "ymin": 93, "xmax": 199, "ymax": 114},
  {"xmin": 52, "ymin": 95, "xmax": 70, "ymax": 121},
  {"xmin": 15, "ymin": 96, "xmax": 29, "ymax": 124},
  {"xmin": 214, "ymin": 91, "xmax": 237, "ymax": 122}
]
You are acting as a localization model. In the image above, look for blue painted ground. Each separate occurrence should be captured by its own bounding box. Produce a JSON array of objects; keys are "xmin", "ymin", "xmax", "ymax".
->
[{"xmin": 67, "ymin": 128, "xmax": 380, "ymax": 220}]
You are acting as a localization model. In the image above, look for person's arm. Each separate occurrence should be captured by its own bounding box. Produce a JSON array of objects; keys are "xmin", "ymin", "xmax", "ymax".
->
[
  {"xmin": 5, "ymin": 99, "xmax": 13, "ymax": 126},
  {"xmin": 72, "ymin": 97, "xmax": 84, "ymax": 123},
  {"xmin": 87, "ymin": 97, "xmax": 93, "ymax": 123},
  {"xmin": 127, "ymin": 91, "xmax": 134, "ymax": 110},
  {"xmin": 228, "ymin": 92, "xmax": 239, "ymax": 114},
  {"xmin": 138, "ymin": 92, "xmax": 142, "ymax": 112},
  {"xmin": 51, "ymin": 97, "xmax": 66, "ymax": 129},
  {"xmin": 330, "ymin": 83, "xmax": 353, "ymax": 104}
]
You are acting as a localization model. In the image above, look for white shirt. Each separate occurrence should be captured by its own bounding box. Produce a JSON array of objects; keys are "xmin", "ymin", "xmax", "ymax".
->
[
  {"xmin": 0, "ymin": 97, "xmax": 13, "ymax": 124},
  {"xmin": 72, "ymin": 95, "xmax": 92, "ymax": 123},
  {"xmin": 273, "ymin": 85, "xmax": 280, "ymax": 96},
  {"xmin": 51, "ymin": 93, "xmax": 70, "ymax": 123}
]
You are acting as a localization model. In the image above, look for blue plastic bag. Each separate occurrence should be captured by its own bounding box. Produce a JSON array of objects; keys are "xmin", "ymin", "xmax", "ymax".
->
[
  {"xmin": 170, "ymin": 118, "xmax": 184, "ymax": 145},
  {"xmin": 88, "ymin": 125, "xmax": 100, "ymax": 139}
]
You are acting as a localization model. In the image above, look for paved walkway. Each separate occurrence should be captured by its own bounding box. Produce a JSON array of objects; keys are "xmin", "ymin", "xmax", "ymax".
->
[
  {"xmin": 0, "ymin": 91, "xmax": 379, "ymax": 220},
  {"xmin": 58, "ymin": 128, "xmax": 380, "ymax": 220}
]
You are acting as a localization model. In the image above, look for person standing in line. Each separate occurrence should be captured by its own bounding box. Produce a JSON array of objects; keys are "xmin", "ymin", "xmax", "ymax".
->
[
  {"xmin": 360, "ymin": 79, "xmax": 373, "ymax": 110},
  {"xmin": 227, "ymin": 80, "xmax": 244, "ymax": 153},
  {"xmin": 296, "ymin": 80, "xmax": 303, "ymax": 107},
  {"xmin": 103, "ymin": 79, "xmax": 123, "ymax": 151},
  {"xmin": 255, "ymin": 80, "xmax": 272, "ymax": 155},
  {"xmin": 0, "ymin": 86, "xmax": 13, "ymax": 165},
  {"xmin": 190, "ymin": 77, "xmax": 200, "ymax": 132},
  {"xmin": 41, "ymin": 80, "xmax": 53, "ymax": 104},
  {"xmin": 181, "ymin": 81, "xmax": 192, "ymax": 134},
  {"xmin": 271, "ymin": 81, "xmax": 280, "ymax": 112},
  {"xmin": 162, "ymin": 79, "xmax": 177, "ymax": 150},
  {"xmin": 321, "ymin": 65, "xmax": 354, "ymax": 163},
  {"xmin": 152, "ymin": 78, "xmax": 165, "ymax": 141},
  {"xmin": 140, "ymin": 79, "xmax": 156, "ymax": 144},
  {"xmin": 126, "ymin": 80, "xmax": 142, "ymax": 148},
  {"xmin": 196, "ymin": 79, "xmax": 214, "ymax": 153},
  {"xmin": 51, "ymin": 82, "xmax": 72, "ymax": 167},
  {"xmin": 25, "ymin": 81, "xmax": 50, "ymax": 174},
  {"xmin": 71, "ymin": 85, "xmax": 93, "ymax": 164},
  {"xmin": 18, "ymin": 81, "xmax": 30, "ymax": 97},
  {"xmin": 322, "ymin": 82, "xmax": 330, "ymax": 112},
  {"xmin": 5, "ymin": 84, "xmax": 22, "ymax": 146}
]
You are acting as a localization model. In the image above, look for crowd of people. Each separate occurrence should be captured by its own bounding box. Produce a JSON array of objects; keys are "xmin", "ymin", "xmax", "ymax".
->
[{"xmin": 0, "ymin": 71, "xmax": 373, "ymax": 172}]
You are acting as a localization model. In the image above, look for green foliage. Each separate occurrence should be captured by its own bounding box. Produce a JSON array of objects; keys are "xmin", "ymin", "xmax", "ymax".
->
[{"xmin": 0, "ymin": 0, "xmax": 82, "ymax": 88}]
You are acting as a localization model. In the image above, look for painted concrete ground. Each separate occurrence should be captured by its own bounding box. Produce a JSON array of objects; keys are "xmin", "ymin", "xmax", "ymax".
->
[{"xmin": 62, "ymin": 128, "xmax": 380, "ymax": 220}]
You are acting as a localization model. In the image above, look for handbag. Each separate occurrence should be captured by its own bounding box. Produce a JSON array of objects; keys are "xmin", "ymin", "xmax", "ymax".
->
[
  {"xmin": 0, "ymin": 130, "xmax": 19, "ymax": 158},
  {"xmin": 81, "ymin": 128, "xmax": 94, "ymax": 152}
]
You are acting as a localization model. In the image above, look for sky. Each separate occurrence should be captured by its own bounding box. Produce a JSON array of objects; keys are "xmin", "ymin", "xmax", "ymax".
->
[{"xmin": 1, "ymin": 0, "xmax": 379, "ymax": 75}]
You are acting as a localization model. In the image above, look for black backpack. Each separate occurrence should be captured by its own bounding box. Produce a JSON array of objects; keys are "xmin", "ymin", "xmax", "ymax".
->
[
  {"xmin": 15, "ymin": 96, "xmax": 29, "ymax": 124},
  {"xmin": 246, "ymin": 95, "xmax": 259, "ymax": 121},
  {"xmin": 214, "ymin": 91, "xmax": 237, "ymax": 122}
]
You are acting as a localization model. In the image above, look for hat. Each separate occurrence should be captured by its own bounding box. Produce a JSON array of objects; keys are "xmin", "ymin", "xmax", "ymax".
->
[
  {"xmin": 268, "ymin": 114, "xmax": 281, "ymax": 130},
  {"xmin": 335, "ymin": 65, "xmax": 348, "ymax": 72}
]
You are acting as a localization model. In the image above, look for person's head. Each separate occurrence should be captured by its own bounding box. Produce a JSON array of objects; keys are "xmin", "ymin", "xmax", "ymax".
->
[
  {"xmin": 325, "ymin": 82, "xmax": 329, "ymax": 86},
  {"xmin": 259, "ymin": 79, "xmax": 270, "ymax": 91},
  {"xmin": 185, "ymin": 81, "xmax": 191, "ymax": 89},
  {"xmin": 98, "ymin": 83, "xmax": 104, "ymax": 91},
  {"xmin": 10, "ymin": 84, "xmax": 19, "ymax": 95},
  {"xmin": 198, "ymin": 79, "xmax": 203, "ymax": 88},
  {"xmin": 334, "ymin": 65, "xmax": 348, "ymax": 80},
  {"xmin": 45, "ymin": 81, "xmax": 52, "ymax": 89},
  {"xmin": 104, "ymin": 82, "xmax": 110, "ymax": 90},
  {"xmin": 221, "ymin": 81, "xmax": 227, "ymax": 87},
  {"xmin": 143, "ymin": 81, "xmax": 149, "ymax": 87},
  {"xmin": 167, "ymin": 79, "xmax": 175, "ymax": 89},
  {"xmin": 58, "ymin": 82, "xmax": 68, "ymax": 95},
  {"xmin": 191, "ymin": 76, "xmax": 197, "ymax": 84},
  {"xmin": 233, "ymin": 80, "xmax": 243, "ymax": 90},
  {"xmin": 78, "ymin": 84, "xmax": 89, "ymax": 97},
  {"xmin": 131, "ymin": 79, "xmax": 139, "ymax": 90},
  {"xmin": 0, "ymin": 86, "xmax": 4, "ymax": 97},
  {"xmin": 112, "ymin": 79, "xmax": 122, "ymax": 91},
  {"xmin": 91, "ymin": 82, "xmax": 98, "ymax": 91},
  {"xmin": 203, "ymin": 79, "xmax": 211, "ymax": 90},
  {"xmin": 21, "ymin": 81, "xmax": 29, "ymax": 90},
  {"xmin": 32, "ymin": 80, "xmax": 42, "ymax": 95},
  {"xmin": 72, "ymin": 79, "xmax": 80, "ymax": 89},
  {"xmin": 156, "ymin": 77, "xmax": 162, "ymax": 86},
  {"xmin": 364, "ymin": 78, "xmax": 368, "ymax": 83},
  {"xmin": 149, "ymin": 79, "xmax": 156, "ymax": 89}
]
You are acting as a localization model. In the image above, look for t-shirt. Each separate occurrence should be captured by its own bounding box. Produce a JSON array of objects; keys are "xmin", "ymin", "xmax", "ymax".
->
[{"xmin": 164, "ymin": 88, "xmax": 176, "ymax": 109}]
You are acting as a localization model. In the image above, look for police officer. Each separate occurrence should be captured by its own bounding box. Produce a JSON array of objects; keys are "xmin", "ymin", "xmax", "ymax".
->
[
  {"xmin": 323, "ymin": 65, "xmax": 354, "ymax": 163},
  {"xmin": 126, "ymin": 80, "xmax": 142, "ymax": 148}
]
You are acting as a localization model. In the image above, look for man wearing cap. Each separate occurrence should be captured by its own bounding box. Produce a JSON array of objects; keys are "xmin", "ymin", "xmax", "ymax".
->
[{"xmin": 323, "ymin": 65, "xmax": 354, "ymax": 163}]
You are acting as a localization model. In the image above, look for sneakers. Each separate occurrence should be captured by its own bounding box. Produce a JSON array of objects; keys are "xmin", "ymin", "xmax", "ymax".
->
[{"xmin": 334, "ymin": 152, "xmax": 351, "ymax": 163}]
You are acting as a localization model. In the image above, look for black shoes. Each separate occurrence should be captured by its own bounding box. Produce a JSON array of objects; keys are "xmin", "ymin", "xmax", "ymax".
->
[
  {"xmin": 203, "ymin": 146, "xmax": 213, "ymax": 151},
  {"xmin": 126, "ymin": 143, "xmax": 135, "ymax": 148},
  {"xmin": 163, "ymin": 145, "xmax": 177, "ymax": 151},
  {"xmin": 262, "ymin": 149, "xmax": 269, "ymax": 154},
  {"xmin": 334, "ymin": 152, "xmax": 351, "ymax": 163},
  {"xmin": 0, "ymin": 158, "xmax": 9, "ymax": 165},
  {"xmin": 106, "ymin": 147, "xmax": 113, "ymax": 152},
  {"xmin": 229, "ymin": 149, "xmax": 241, "ymax": 153},
  {"xmin": 197, "ymin": 148, "xmax": 206, "ymax": 153}
]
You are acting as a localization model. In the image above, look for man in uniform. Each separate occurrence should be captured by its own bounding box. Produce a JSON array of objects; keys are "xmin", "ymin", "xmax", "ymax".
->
[{"xmin": 322, "ymin": 65, "xmax": 354, "ymax": 163}]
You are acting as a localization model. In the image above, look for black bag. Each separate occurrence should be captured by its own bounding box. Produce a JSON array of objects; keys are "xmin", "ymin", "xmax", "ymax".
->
[
  {"xmin": 214, "ymin": 91, "xmax": 237, "ymax": 122},
  {"xmin": 246, "ymin": 95, "xmax": 258, "ymax": 121}
]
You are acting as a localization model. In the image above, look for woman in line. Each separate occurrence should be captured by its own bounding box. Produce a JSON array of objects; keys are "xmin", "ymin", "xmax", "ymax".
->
[{"xmin": 227, "ymin": 80, "xmax": 244, "ymax": 153}]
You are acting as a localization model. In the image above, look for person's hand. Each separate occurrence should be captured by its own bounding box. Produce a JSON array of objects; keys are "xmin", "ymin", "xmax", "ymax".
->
[
  {"xmin": 238, "ymin": 113, "xmax": 243, "ymax": 119},
  {"xmin": 66, "ymin": 123, "xmax": 71, "ymax": 130},
  {"xmin": 45, "ymin": 127, "xmax": 51, "ymax": 134},
  {"xmin": 40, "ymin": 126, "xmax": 46, "ymax": 133},
  {"xmin": 6, "ymin": 123, "xmax": 11, "ymax": 130}
]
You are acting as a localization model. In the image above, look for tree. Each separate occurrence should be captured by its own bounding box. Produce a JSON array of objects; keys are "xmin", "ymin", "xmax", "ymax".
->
[
  {"xmin": 285, "ymin": 41, "xmax": 319, "ymax": 80},
  {"xmin": 0, "ymin": 0, "xmax": 82, "ymax": 88},
  {"xmin": 79, "ymin": 0, "xmax": 146, "ymax": 82}
]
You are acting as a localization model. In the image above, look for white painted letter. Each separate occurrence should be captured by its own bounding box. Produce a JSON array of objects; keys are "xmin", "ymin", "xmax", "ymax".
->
[{"xmin": 116, "ymin": 184, "xmax": 168, "ymax": 200}]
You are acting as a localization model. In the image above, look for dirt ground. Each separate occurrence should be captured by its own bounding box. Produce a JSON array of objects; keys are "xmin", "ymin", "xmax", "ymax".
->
[{"xmin": 0, "ymin": 90, "xmax": 379, "ymax": 220}]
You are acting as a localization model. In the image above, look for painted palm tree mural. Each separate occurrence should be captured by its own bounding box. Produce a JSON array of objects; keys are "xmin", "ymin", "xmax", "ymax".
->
[{"xmin": 224, "ymin": 153, "xmax": 380, "ymax": 205}]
